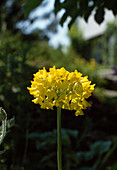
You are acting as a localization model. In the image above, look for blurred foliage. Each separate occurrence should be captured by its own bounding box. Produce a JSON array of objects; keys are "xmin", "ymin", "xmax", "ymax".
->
[
  {"xmin": 0, "ymin": 1, "xmax": 117, "ymax": 169},
  {"xmin": 0, "ymin": 0, "xmax": 25, "ymax": 33},
  {"xmin": 68, "ymin": 24, "xmax": 86, "ymax": 57},
  {"xmin": 0, "ymin": 0, "xmax": 59, "ymax": 40},
  {"xmin": 84, "ymin": 17, "xmax": 117, "ymax": 66},
  {"xmin": 24, "ymin": 0, "xmax": 117, "ymax": 28},
  {"xmin": 102, "ymin": 18, "xmax": 117, "ymax": 65},
  {"xmin": 0, "ymin": 28, "xmax": 117, "ymax": 169}
]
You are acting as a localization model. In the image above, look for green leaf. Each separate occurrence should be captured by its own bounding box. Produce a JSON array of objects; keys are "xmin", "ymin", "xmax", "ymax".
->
[
  {"xmin": 60, "ymin": 12, "xmax": 68, "ymax": 26},
  {"xmin": 90, "ymin": 140, "xmax": 112, "ymax": 155},
  {"xmin": 111, "ymin": 162, "xmax": 117, "ymax": 170},
  {"xmin": 68, "ymin": 15, "xmax": 78, "ymax": 29},
  {"xmin": 24, "ymin": 0, "xmax": 44, "ymax": 17},
  {"xmin": 94, "ymin": 7, "xmax": 105, "ymax": 24},
  {"xmin": 77, "ymin": 150, "xmax": 94, "ymax": 161},
  {"xmin": 77, "ymin": 141, "xmax": 112, "ymax": 161},
  {"xmin": 84, "ymin": 6, "xmax": 94, "ymax": 22},
  {"xmin": 54, "ymin": 0, "xmax": 61, "ymax": 14}
]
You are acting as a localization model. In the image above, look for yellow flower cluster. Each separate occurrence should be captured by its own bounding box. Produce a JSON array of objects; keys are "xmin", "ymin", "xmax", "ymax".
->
[{"xmin": 27, "ymin": 66, "xmax": 95, "ymax": 116}]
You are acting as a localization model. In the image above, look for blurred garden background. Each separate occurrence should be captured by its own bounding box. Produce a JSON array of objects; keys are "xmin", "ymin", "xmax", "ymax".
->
[{"xmin": 0, "ymin": 0, "xmax": 117, "ymax": 169}]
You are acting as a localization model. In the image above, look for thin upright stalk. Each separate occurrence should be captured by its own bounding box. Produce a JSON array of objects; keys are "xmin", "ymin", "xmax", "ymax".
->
[
  {"xmin": 57, "ymin": 107, "xmax": 62, "ymax": 170},
  {"xmin": 0, "ymin": 107, "xmax": 7, "ymax": 145}
]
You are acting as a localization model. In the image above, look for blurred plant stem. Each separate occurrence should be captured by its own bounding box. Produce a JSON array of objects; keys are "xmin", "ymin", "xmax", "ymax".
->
[
  {"xmin": 57, "ymin": 107, "xmax": 62, "ymax": 170},
  {"xmin": 0, "ymin": 107, "xmax": 7, "ymax": 144}
]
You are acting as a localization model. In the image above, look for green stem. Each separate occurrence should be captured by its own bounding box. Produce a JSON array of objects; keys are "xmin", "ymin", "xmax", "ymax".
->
[{"xmin": 57, "ymin": 107, "xmax": 62, "ymax": 170}]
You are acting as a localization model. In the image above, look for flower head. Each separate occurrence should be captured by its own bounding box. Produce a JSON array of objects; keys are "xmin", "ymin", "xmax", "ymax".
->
[{"xmin": 27, "ymin": 66, "xmax": 95, "ymax": 116}]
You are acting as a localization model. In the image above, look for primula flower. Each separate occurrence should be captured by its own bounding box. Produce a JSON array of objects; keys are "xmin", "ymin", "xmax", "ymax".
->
[{"xmin": 27, "ymin": 66, "xmax": 95, "ymax": 116}]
